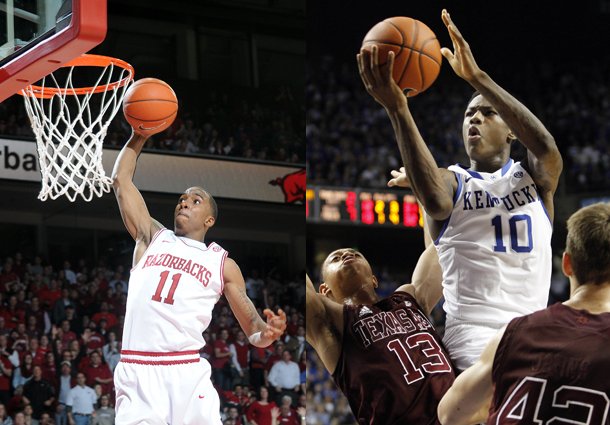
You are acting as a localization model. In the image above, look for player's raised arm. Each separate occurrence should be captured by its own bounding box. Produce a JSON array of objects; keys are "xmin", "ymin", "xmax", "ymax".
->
[
  {"xmin": 358, "ymin": 47, "xmax": 456, "ymax": 222},
  {"xmin": 441, "ymin": 9, "xmax": 562, "ymax": 217},
  {"xmin": 111, "ymin": 132, "xmax": 161, "ymax": 246},
  {"xmin": 223, "ymin": 258, "xmax": 286, "ymax": 348}
]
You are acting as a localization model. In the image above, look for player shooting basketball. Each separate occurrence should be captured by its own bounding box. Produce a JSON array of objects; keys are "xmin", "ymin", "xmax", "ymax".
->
[
  {"xmin": 357, "ymin": 9, "xmax": 563, "ymax": 371},
  {"xmin": 111, "ymin": 125, "xmax": 286, "ymax": 424},
  {"xmin": 307, "ymin": 241, "xmax": 456, "ymax": 424},
  {"xmin": 438, "ymin": 202, "xmax": 610, "ymax": 424}
]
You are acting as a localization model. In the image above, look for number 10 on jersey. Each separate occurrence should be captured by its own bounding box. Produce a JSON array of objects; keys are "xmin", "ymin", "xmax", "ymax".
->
[{"xmin": 491, "ymin": 214, "xmax": 533, "ymax": 253}]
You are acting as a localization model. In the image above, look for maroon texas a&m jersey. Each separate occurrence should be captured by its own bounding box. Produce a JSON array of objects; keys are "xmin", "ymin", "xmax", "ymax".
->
[
  {"xmin": 332, "ymin": 291, "xmax": 455, "ymax": 425},
  {"xmin": 488, "ymin": 303, "xmax": 610, "ymax": 424}
]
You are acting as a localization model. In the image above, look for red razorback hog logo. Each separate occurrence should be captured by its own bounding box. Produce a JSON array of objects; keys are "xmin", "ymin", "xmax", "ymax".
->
[{"xmin": 269, "ymin": 169, "xmax": 305, "ymax": 203}]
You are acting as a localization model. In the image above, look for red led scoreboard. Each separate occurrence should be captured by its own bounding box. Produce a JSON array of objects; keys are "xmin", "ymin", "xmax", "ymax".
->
[{"xmin": 306, "ymin": 186, "xmax": 423, "ymax": 228}]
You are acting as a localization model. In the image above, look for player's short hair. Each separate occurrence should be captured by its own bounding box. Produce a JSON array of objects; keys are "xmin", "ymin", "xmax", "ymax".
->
[
  {"xmin": 566, "ymin": 203, "xmax": 610, "ymax": 285},
  {"xmin": 468, "ymin": 90, "xmax": 481, "ymax": 103}
]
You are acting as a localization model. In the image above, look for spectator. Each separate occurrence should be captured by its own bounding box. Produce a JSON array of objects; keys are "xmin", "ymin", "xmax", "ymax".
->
[
  {"xmin": 91, "ymin": 394, "xmax": 114, "ymax": 425},
  {"xmin": 0, "ymin": 340, "xmax": 12, "ymax": 406},
  {"xmin": 0, "ymin": 403, "xmax": 11, "ymax": 425},
  {"xmin": 267, "ymin": 350, "xmax": 300, "ymax": 406},
  {"xmin": 101, "ymin": 333, "xmax": 119, "ymax": 373},
  {"xmin": 90, "ymin": 304, "xmax": 117, "ymax": 331},
  {"xmin": 212, "ymin": 329, "xmax": 234, "ymax": 391},
  {"xmin": 21, "ymin": 405, "xmax": 35, "ymax": 425},
  {"xmin": 40, "ymin": 352, "xmax": 57, "ymax": 390},
  {"xmin": 12, "ymin": 354, "xmax": 33, "ymax": 390},
  {"xmin": 12, "ymin": 412, "xmax": 25, "ymax": 425},
  {"xmin": 22, "ymin": 365, "xmax": 55, "ymax": 420},
  {"xmin": 38, "ymin": 412, "xmax": 52, "ymax": 425},
  {"xmin": 56, "ymin": 361, "xmax": 74, "ymax": 425},
  {"xmin": 249, "ymin": 344, "xmax": 271, "ymax": 393},
  {"xmin": 6, "ymin": 385, "xmax": 25, "ymax": 418},
  {"xmin": 82, "ymin": 352, "xmax": 112, "ymax": 397},
  {"xmin": 245, "ymin": 270, "xmax": 265, "ymax": 307},
  {"xmin": 270, "ymin": 397, "xmax": 305, "ymax": 425},
  {"xmin": 229, "ymin": 331, "xmax": 250, "ymax": 387},
  {"xmin": 52, "ymin": 290, "xmax": 75, "ymax": 325},
  {"xmin": 283, "ymin": 326, "xmax": 304, "ymax": 362},
  {"xmin": 223, "ymin": 384, "xmax": 249, "ymax": 413},
  {"xmin": 66, "ymin": 373, "xmax": 96, "ymax": 425},
  {"xmin": 246, "ymin": 386, "xmax": 276, "ymax": 425}
]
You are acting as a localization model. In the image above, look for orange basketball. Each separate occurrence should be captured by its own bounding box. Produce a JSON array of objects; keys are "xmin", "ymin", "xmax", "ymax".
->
[
  {"xmin": 362, "ymin": 17, "xmax": 442, "ymax": 97},
  {"xmin": 123, "ymin": 78, "xmax": 178, "ymax": 135}
]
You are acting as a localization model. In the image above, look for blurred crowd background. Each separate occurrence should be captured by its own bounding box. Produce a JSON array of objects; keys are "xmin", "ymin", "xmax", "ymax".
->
[{"xmin": 0, "ymin": 252, "xmax": 305, "ymax": 425}]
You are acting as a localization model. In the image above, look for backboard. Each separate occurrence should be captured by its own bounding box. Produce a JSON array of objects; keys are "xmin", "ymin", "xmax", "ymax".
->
[{"xmin": 0, "ymin": 0, "xmax": 106, "ymax": 102}]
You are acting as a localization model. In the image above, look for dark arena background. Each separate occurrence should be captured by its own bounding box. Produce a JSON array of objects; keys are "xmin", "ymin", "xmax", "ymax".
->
[
  {"xmin": 0, "ymin": 0, "xmax": 304, "ymax": 424},
  {"xmin": 306, "ymin": 0, "xmax": 610, "ymax": 423}
]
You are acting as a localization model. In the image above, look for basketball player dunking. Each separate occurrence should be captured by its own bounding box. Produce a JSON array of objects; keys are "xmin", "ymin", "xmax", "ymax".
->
[
  {"xmin": 438, "ymin": 203, "xmax": 610, "ymax": 424},
  {"xmin": 358, "ymin": 9, "xmax": 562, "ymax": 371},
  {"xmin": 307, "ymin": 244, "xmax": 456, "ymax": 424},
  {"xmin": 111, "ymin": 132, "xmax": 286, "ymax": 425}
]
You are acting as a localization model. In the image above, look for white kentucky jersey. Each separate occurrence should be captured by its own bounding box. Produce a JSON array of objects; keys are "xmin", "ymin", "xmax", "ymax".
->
[
  {"xmin": 122, "ymin": 228, "xmax": 227, "ymax": 353},
  {"xmin": 436, "ymin": 159, "xmax": 552, "ymax": 326}
]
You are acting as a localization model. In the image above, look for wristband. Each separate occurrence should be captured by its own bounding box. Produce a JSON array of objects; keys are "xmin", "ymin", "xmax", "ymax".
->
[{"xmin": 248, "ymin": 331, "xmax": 263, "ymax": 345}]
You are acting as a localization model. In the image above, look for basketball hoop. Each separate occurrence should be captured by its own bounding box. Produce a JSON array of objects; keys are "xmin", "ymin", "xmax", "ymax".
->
[{"xmin": 20, "ymin": 54, "xmax": 134, "ymax": 202}]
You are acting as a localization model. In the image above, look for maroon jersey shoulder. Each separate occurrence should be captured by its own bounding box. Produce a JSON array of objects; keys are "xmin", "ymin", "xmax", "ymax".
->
[
  {"xmin": 489, "ymin": 303, "xmax": 610, "ymax": 424},
  {"xmin": 333, "ymin": 290, "xmax": 455, "ymax": 425}
]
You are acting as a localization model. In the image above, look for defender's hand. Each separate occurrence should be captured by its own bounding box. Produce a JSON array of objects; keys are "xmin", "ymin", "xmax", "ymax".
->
[
  {"xmin": 387, "ymin": 167, "xmax": 412, "ymax": 188},
  {"xmin": 357, "ymin": 46, "xmax": 408, "ymax": 112},
  {"xmin": 441, "ymin": 9, "xmax": 483, "ymax": 83}
]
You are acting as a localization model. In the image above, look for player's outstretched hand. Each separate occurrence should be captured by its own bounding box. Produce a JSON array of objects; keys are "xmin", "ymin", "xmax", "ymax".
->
[
  {"xmin": 262, "ymin": 308, "xmax": 287, "ymax": 343},
  {"xmin": 440, "ymin": 9, "xmax": 483, "ymax": 83},
  {"xmin": 357, "ymin": 46, "xmax": 407, "ymax": 112},
  {"xmin": 387, "ymin": 167, "xmax": 412, "ymax": 188}
]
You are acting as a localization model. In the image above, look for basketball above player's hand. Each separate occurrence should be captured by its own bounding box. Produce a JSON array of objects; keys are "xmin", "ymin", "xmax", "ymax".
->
[
  {"xmin": 123, "ymin": 78, "xmax": 178, "ymax": 136},
  {"xmin": 361, "ymin": 17, "xmax": 442, "ymax": 97}
]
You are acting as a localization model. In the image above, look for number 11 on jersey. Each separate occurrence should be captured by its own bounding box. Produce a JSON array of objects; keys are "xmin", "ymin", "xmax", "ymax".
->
[{"xmin": 152, "ymin": 271, "xmax": 182, "ymax": 305}]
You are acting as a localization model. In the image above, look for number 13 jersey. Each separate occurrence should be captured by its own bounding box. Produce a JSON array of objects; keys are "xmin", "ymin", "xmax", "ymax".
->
[
  {"xmin": 122, "ymin": 228, "xmax": 227, "ymax": 353},
  {"xmin": 436, "ymin": 159, "xmax": 552, "ymax": 326}
]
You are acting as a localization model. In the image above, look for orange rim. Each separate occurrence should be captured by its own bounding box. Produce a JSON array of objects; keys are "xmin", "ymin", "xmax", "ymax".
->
[{"xmin": 21, "ymin": 54, "xmax": 135, "ymax": 99}]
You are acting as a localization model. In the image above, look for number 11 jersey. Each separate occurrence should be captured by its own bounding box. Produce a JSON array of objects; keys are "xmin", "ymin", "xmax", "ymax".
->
[{"xmin": 122, "ymin": 228, "xmax": 227, "ymax": 353}]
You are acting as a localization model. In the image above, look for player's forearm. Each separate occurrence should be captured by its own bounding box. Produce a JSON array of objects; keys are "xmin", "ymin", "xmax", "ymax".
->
[
  {"xmin": 111, "ymin": 132, "xmax": 149, "ymax": 184},
  {"xmin": 387, "ymin": 106, "xmax": 453, "ymax": 220},
  {"xmin": 470, "ymin": 72, "xmax": 558, "ymax": 158}
]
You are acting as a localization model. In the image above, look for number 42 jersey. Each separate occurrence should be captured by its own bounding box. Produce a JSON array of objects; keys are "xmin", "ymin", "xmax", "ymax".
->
[{"xmin": 122, "ymin": 228, "xmax": 227, "ymax": 353}]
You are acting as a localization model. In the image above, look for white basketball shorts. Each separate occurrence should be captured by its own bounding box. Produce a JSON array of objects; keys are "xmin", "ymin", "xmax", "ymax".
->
[
  {"xmin": 442, "ymin": 318, "xmax": 505, "ymax": 372},
  {"xmin": 115, "ymin": 350, "xmax": 221, "ymax": 425}
]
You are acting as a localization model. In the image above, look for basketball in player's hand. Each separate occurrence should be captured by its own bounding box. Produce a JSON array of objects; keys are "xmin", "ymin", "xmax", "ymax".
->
[
  {"xmin": 361, "ymin": 17, "xmax": 441, "ymax": 97},
  {"xmin": 123, "ymin": 78, "xmax": 178, "ymax": 136}
]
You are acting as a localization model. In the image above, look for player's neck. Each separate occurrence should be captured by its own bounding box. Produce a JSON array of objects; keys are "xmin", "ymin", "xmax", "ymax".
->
[
  {"xmin": 563, "ymin": 281, "xmax": 610, "ymax": 314},
  {"xmin": 344, "ymin": 288, "xmax": 379, "ymax": 306},
  {"xmin": 469, "ymin": 154, "xmax": 509, "ymax": 173}
]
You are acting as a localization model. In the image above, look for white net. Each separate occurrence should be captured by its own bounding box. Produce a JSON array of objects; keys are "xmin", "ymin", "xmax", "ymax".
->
[{"xmin": 21, "ymin": 55, "xmax": 134, "ymax": 202}]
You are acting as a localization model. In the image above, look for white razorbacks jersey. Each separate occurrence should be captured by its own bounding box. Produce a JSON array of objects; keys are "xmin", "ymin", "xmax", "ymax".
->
[
  {"xmin": 122, "ymin": 228, "xmax": 227, "ymax": 352},
  {"xmin": 436, "ymin": 159, "xmax": 552, "ymax": 326}
]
